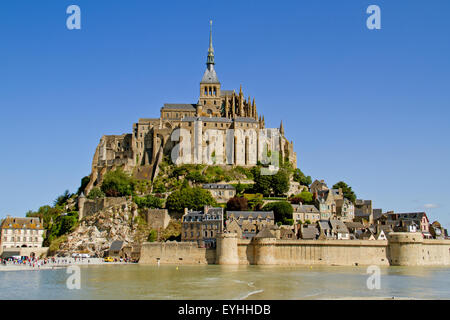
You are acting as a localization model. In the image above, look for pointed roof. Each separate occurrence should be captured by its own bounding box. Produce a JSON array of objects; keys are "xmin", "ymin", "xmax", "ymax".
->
[
  {"xmin": 254, "ymin": 227, "xmax": 276, "ymax": 239},
  {"xmin": 201, "ymin": 20, "xmax": 219, "ymax": 84}
]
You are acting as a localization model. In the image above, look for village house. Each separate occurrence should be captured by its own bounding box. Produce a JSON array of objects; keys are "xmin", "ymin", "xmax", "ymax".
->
[
  {"xmin": 310, "ymin": 179, "xmax": 329, "ymax": 194},
  {"xmin": 181, "ymin": 206, "xmax": 224, "ymax": 247},
  {"xmin": 329, "ymin": 219, "xmax": 350, "ymax": 240},
  {"xmin": 0, "ymin": 216, "xmax": 45, "ymax": 249},
  {"xmin": 354, "ymin": 199, "xmax": 373, "ymax": 224},
  {"xmin": 225, "ymin": 211, "xmax": 275, "ymax": 239},
  {"xmin": 298, "ymin": 224, "xmax": 319, "ymax": 240},
  {"xmin": 335, "ymin": 198, "xmax": 355, "ymax": 222},
  {"xmin": 315, "ymin": 189, "xmax": 343, "ymax": 220},
  {"xmin": 388, "ymin": 212, "xmax": 431, "ymax": 238},
  {"xmin": 317, "ymin": 220, "xmax": 333, "ymax": 239},
  {"xmin": 292, "ymin": 204, "xmax": 320, "ymax": 224},
  {"xmin": 202, "ymin": 183, "xmax": 236, "ymax": 203}
]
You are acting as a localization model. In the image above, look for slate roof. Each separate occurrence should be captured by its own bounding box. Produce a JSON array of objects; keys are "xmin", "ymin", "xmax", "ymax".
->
[
  {"xmin": 203, "ymin": 184, "xmax": 235, "ymax": 190},
  {"xmin": 254, "ymin": 227, "xmax": 276, "ymax": 238},
  {"xmin": 0, "ymin": 217, "xmax": 43, "ymax": 230},
  {"xmin": 234, "ymin": 117, "xmax": 258, "ymax": 123},
  {"xmin": 110, "ymin": 240, "xmax": 124, "ymax": 251},
  {"xmin": 220, "ymin": 90, "xmax": 234, "ymax": 96},
  {"xmin": 318, "ymin": 220, "xmax": 331, "ymax": 231},
  {"xmin": 330, "ymin": 219, "xmax": 349, "ymax": 234},
  {"xmin": 292, "ymin": 204, "xmax": 319, "ymax": 214},
  {"xmin": 201, "ymin": 66, "xmax": 220, "ymax": 84},
  {"xmin": 344, "ymin": 222, "xmax": 366, "ymax": 230},
  {"xmin": 162, "ymin": 104, "xmax": 197, "ymax": 111},
  {"xmin": 300, "ymin": 225, "xmax": 318, "ymax": 240},
  {"xmin": 227, "ymin": 211, "xmax": 274, "ymax": 220}
]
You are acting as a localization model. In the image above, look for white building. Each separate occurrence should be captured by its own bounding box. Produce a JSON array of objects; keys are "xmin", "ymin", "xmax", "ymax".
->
[{"xmin": 0, "ymin": 217, "xmax": 45, "ymax": 249}]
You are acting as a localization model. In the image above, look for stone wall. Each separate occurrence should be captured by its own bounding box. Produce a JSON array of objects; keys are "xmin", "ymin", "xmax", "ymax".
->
[
  {"xmin": 146, "ymin": 209, "xmax": 170, "ymax": 230},
  {"xmin": 79, "ymin": 197, "xmax": 128, "ymax": 220},
  {"xmin": 139, "ymin": 241, "xmax": 215, "ymax": 264},
  {"xmin": 1, "ymin": 247, "xmax": 49, "ymax": 259},
  {"xmin": 139, "ymin": 232, "xmax": 450, "ymax": 266}
]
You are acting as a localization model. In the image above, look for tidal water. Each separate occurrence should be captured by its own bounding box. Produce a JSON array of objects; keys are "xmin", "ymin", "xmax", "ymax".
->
[{"xmin": 0, "ymin": 264, "xmax": 449, "ymax": 299}]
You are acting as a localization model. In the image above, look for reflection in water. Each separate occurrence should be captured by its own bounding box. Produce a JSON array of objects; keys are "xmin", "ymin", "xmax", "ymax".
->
[{"xmin": 0, "ymin": 264, "xmax": 449, "ymax": 300}]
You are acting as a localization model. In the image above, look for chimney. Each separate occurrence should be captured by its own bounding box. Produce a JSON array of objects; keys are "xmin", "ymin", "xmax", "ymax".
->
[
  {"xmin": 204, "ymin": 205, "xmax": 209, "ymax": 214},
  {"xmin": 184, "ymin": 208, "xmax": 188, "ymax": 215}
]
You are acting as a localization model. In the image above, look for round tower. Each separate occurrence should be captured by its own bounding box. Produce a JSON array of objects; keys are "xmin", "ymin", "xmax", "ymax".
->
[
  {"xmin": 387, "ymin": 232, "xmax": 424, "ymax": 266},
  {"xmin": 216, "ymin": 232, "xmax": 239, "ymax": 265},
  {"xmin": 253, "ymin": 237, "xmax": 277, "ymax": 265}
]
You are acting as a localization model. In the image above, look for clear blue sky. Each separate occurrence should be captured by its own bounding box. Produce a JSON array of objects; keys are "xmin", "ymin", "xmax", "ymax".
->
[{"xmin": 1, "ymin": 0, "xmax": 449, "ymax": 228}]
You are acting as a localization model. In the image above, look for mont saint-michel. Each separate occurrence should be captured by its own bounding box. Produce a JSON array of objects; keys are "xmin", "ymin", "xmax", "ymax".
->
[
  {"xmin": 1, "ymin": 23, "xmax": 449, "ymax": 277},
  {"xmin": 85, "ymin": 22, "xmax": 296, "ymax": 195}
]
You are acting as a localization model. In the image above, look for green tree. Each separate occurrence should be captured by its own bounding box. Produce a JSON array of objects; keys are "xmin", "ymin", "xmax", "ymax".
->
[
  {"xmin": 87, "ymin": 187, "xmax": 105, "ymax": 200},
  {"xmin": 252, "ymin": 167, "xmax": 272, "ymax": 196},
  {"xmin": 332, "ymin": 181, "xmax": 357, "ymax": 204},
  {"xmin": 101, "ymin": 168, "xmax": 135, "ymax": 197},
  {"xmin": 133, "ymin": 194, "xmax": 164, "ymax": 209},
  {"xmin": 53, "ymin": 190, "xmax": 72, "ymax": 207},
  {"xmin": 166, "ymin": 186, "xmax": 216, "ymax": 213},
  {"xmin": 262, "ymin": 201, "xmax": 293, "ymax": 225},
  {"xmin": 77, "ymin": 176, "xmax": 90, "ymax": 195},
  {"xmin": 271, "ymin": 169, "xmax": 290, "ymax": 195},
  {"xmin": 293, "ymin": 169, "xmax": 312, "ymax": 186},
  {"xmin": 295, "ymin": 190, "xmax": 314, "ymax": 204},
  {"xmin": 226, "ymin": 197, "xmax": 248, "ymax": 211},
  {"xmin": 147, "ymin": 229, "xmax": 158, "ymax": 242}
]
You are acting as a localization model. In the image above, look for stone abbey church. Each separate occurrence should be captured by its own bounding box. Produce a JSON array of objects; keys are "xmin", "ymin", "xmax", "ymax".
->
[{"xmin": 86, "ymin": 23, "xmax": 297, "ymax": 192}]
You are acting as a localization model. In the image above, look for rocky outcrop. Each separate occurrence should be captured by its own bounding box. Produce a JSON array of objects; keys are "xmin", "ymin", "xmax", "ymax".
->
[{"xmin": 57, "ymin": 199, "xmax": 149, "ymax": 257}]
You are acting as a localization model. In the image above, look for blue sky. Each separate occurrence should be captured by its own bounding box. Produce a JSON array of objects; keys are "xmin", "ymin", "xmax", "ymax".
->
[{"xmin": 0, "ymin": 0, "xmax": 449, "ymax": 228}]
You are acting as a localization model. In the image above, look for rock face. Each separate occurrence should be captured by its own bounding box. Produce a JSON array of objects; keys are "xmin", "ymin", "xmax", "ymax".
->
[{"xmin": 58, "ymin": 199, "xmax": 148, "ymax": 257}]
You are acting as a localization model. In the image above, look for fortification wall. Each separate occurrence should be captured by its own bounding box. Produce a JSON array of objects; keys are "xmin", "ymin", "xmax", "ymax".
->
[
  {"xmin": 139, "ymin": 233, "xmax": 450, "ymax": 266},
  {"xmin": 79, "ymin": 197, "xmax": 128, "ymax": 220},
  {"xmin": 139, "ymin": 241, "xmax": 215, "ymax": 265},
  {"xmin": 236, "ymin": 239, "xmax": 389, "ymax": 266}
]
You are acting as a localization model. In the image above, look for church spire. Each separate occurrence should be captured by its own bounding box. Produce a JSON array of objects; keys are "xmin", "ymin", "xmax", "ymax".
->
[
  {"xmin": 206, "ymin": 20, "xmax": 215, "ymax": 67},
  {"xmin": 280, "ymin": 120, "xmax": 285, "ymax": 135}
]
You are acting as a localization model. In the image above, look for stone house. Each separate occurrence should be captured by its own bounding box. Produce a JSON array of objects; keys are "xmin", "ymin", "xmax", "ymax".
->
[
  {"xmin": 315, "ymin": 189, "xmax": 343, "ymax": 220},
  {"xmin": 388, "ymin": 212, "xmax": 431, "ymax": 238},
  {"xmin": 310, "ymin": 179, "xmax": 328, "ymax": 195},
  {"xmin": 329, "ymin": 219, "xmax": 350, "ymax": 240},
  {"xmin": 0, "ymin": 217, "xmax": 45, "ymax": 249},
  {"xmin": 181, "ymin": 206, "xmax": 224, "ymax": 248},
  {"xmin": 336, "ymin": 198, "xmax": 355, "ymax": 222},
  {"xmin": 354, "ymin": 199, "xmax": 373, "ymax": 223},
  {"xmin": 292, "ymin": 204, "xmax": 320, "ymax": 224},
  {"xmin": 202, "ymin": 184, "xmax": 236, "ymax": 203},
  {"xmin": 298, "ymin": 224, "xmax": 319, "ymax": 240},
  {"xmin": 317, "ymin": 220, "xmax": 333, "ymax": 239},
  {"xmin": 225, "ymin": 211, "xmax": 275, "ymax": 240},
  {"xmin": 279, "ymin": 228, "xmax": 296, "ymax": 240}
]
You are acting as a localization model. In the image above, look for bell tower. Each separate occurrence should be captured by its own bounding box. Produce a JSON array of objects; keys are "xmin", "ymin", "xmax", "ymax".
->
[{"xmin": 199, "ymin": 20, "xmax": 222, "ymax": 116}]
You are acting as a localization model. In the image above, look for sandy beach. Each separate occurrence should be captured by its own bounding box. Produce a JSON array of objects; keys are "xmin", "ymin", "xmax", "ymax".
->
[{"xmin": 0, "ymin": 257, "xmax": 131, "ymax": 272}]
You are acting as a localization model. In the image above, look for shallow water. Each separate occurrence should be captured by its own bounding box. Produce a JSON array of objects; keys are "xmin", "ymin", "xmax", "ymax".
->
[{"xmin": 0, "ymin": 264, "xmax": 449, "ymax": 299}]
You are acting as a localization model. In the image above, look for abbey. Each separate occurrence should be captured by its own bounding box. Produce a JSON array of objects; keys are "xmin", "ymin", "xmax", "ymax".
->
[{"xmin": 85, "ymin": 22, "xmax": 296, "ymax": 192}]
